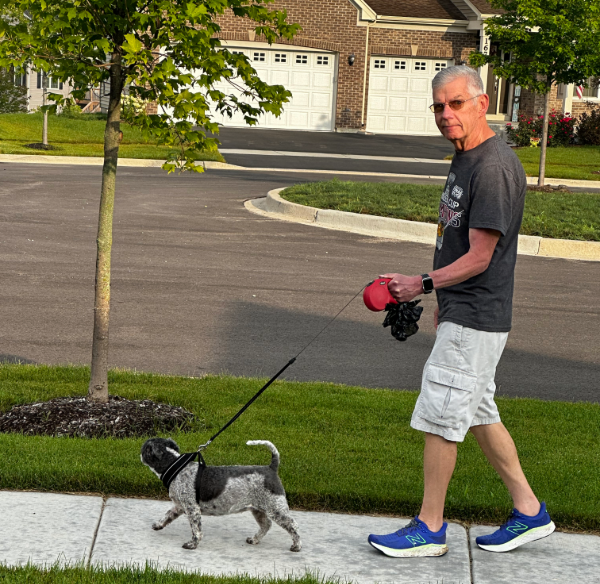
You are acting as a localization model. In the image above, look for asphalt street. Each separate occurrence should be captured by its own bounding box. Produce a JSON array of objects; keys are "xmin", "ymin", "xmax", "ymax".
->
[
  {"xmin": 212, "ymin": 126, "xmax": 455, "ymax": 159},
  {"xmin": 0, "ymin": 163, "xmax": 598, "ymax": 402}
]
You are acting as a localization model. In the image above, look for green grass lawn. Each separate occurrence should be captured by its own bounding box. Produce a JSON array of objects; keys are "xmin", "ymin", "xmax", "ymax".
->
[
  {"xmin": 0, "ymin": 565, "xmax": 329, "ymax": 584},
  {"xmin": 1, "ymin": 364, "xmax": 599, "ymax": 533},
  {"xmin": 514, "ymin": 146, "xmax": 600, "ymax": 181},
  {"xmin": 0, "ymin": 113, "xmax": 225, "ymax": 162},
  {"xmin": 281, "ymin": 180, "xmax": 600, "ymax": 241}
]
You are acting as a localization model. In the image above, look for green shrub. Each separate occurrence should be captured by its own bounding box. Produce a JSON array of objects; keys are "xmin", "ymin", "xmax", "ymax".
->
[
  {"xmin": 59, "ymin": 102, "xmax": 83, "ymax": 118},
  {"xmin": 0, "ymin": 68, "xmax": 28, "ymax": 113},
  {"xmin": 576, "ymin": 105, "xmax": 600, "ymax": 145}
]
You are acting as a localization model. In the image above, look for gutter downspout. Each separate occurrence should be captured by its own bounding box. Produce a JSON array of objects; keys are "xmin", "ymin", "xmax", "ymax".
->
[{"xmin": 360, "ymin": 20, "xmax": 374, "ymax": 129}]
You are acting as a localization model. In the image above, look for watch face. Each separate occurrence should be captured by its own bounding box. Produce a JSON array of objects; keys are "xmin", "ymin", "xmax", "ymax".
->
[{"xmin": 422, "ymin": 276, "xmax": 434, "ymax": 292}]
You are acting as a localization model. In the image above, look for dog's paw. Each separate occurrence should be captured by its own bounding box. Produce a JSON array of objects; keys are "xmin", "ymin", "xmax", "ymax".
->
[
  {"xmin": 246, "ymin": 537, "xmax": 260, "ymax": 545},
  {"xmin": 151, "ymin": 523, "xmax": 163, "ymax": 531},
  {"xmin": 290, "ymin": 543, "xmax": 302, "ymax": 552},
  {"xmin": 182, "ymin": 541, "xmax": 198, "ymax": 550}
]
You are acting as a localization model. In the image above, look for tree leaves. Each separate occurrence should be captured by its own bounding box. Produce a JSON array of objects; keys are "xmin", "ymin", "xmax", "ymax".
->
[{"xmin": 0, "ymin": 0, "xmax": 301, "ymax": 170}]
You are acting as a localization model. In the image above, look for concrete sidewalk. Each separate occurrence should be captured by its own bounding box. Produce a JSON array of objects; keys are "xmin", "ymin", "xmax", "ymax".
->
[{"xmin": 1, "ymin": 491, "xmax": 598, "ymax": 584}]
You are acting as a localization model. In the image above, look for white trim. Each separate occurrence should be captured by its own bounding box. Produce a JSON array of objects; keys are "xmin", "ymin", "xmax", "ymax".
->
[
  {"xmin": 219, "ymin": 40, "xmax": 335, "ymax": 54},
  {"xmin": 374, "ymin": 15, "xmax": 468, "ymax": 28},
  {"xmin": 347, "ymin": 0, "xmax": 377, "ymax": 21},
  {"xmin": 358, "ymin": 20, "xmax": 471, "ymax": 33}
]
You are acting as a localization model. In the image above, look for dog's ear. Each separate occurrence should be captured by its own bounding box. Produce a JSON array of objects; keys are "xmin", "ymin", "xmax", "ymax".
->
[{"xmin": 165, "ymin": 438, "xmax": 180, "ymax": 453}]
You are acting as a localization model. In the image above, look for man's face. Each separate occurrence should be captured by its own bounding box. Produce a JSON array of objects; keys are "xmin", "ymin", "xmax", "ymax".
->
[{"xmin": 432, "ymin": 77, "xmax": 487, "ymax": 143}]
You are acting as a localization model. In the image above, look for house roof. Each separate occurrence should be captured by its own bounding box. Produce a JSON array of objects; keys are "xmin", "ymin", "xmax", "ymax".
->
[
  {"xmin": 466, "ymin": 0, "xmax": 504, "ymax": 15},
  {"xmin": 363, "ymin": 0, "xmax": 467, "ymax": 20}
]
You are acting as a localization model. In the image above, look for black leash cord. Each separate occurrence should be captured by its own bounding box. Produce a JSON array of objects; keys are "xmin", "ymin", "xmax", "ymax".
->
[{"xmin": 197, "ymin": 283, "xmax": 368, "ymax": 451}]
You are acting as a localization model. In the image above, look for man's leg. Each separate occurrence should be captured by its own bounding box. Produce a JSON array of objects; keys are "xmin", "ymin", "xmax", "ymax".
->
[
  {"xmin": 418, "ymin": 433, "xmax": 457, "ymax": 532},
  {"xmin": 469, "ymin": 422, "xmax": 540, "ymax": 516}
]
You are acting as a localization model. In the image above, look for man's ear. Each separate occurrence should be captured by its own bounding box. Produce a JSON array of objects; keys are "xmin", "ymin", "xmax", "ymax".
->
[{"xmin": 478, "ymin": 93, "xmax": 490, "ymax": 117}]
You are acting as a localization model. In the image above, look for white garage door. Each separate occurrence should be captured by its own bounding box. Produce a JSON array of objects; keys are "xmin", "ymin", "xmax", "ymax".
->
[
  {"xmin": 209, "ymin": 47, "xmax": 336, "ymax": 131},
  {"xmin": 366, "ymin": 57, "xmax": 452, "ymax": 136}
]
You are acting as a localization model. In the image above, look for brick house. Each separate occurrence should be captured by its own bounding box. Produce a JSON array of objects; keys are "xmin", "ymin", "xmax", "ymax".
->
[{"xmin": 211, "ymin": 0, "xmax": 599, "ymax": 134}]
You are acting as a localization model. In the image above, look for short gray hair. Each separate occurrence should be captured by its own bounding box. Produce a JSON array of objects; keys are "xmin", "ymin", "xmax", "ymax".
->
[{"xmin": 432, "ymin": 65, "xmax": 484, "ymax": 97}]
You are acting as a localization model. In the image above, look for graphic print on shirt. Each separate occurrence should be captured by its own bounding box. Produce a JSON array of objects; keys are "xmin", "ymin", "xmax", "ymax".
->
[{"xmin": 436, "ymin": 173, "xmax": 464, "ymax": 250}]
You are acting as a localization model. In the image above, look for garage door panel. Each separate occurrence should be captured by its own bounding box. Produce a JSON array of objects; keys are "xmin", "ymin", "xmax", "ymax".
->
[
  {"xmin": 389, "ymin": 96, "xmax": 407, "ymax": 113},
  {"xmin": 310, "ymin": 112, "xmax": 333, "ymax": 130},
  {"xmin": 390, "ymin": 77, "xmax": 408, "ymax": 92},
  {"xmin": 292, "ymin": 91, "xmax": 310, "ymax": 107},
  {"xmin": 370, "ymin": 76, "xmax": 389, "ymax": 91},
  {"xmin": 311, "ymin": 92, "xmax": 332, "ymax": 108},
  {"xmin": 271, "ymin": 70, "xmax": 290, "ymax": 85},
  {"xmin": 367, "ymin": 95, "xmax": 387, "ymax": 112},
  {"xmin": 409, "ymin": 97, "xmax": 428, "ymax": 112},
  {"xmin": 313, "ymin": 72, "xmax": 333, "ymax": 88},
  {"xmin": 410, "ymin": 77, "xmax": 430, "ymax": 93},
  {"xmin": 367, "ymin": 115, "xmax": 386, "ymax": 131},
  {"xmin": 291, "ymin": 71, "xmax": 311, "ymax": 87},
  {"xmin": 388, "ymin": 117, "xmax": 407, "ymax": 132},
  {"xmin": 408, "ymin": 116, "xmax": 428, "ymax": 132},
  {"xmin": 289, "ymin": 111, "xmax": 309, "ymax": 127}
]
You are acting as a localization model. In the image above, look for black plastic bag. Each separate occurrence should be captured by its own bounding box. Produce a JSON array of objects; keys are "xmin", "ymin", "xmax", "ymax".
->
[{"xmin": 382, "ymin": 300, "xmax": 423, "ymax": 342}]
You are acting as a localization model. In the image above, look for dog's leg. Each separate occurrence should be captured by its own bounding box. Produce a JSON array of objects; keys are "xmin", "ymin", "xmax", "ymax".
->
[
  {"xmin": 246, "ymin": 509, "xmax": 272, "ymax": 545},
  {"xmin": 152, "ymin": 505, "xmax": 184, "ymax": 531},
  {"xmin": 182, "ymin": 507, "xmax": 203, "ymax": 550},
  {"xmin": 268, "ymin": 510, "xmax": 302, "ymax": 552}
]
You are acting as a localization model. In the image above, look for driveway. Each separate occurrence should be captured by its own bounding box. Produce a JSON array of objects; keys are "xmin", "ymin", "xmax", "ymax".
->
[{"xmin": 0, "ymin": 163, "xmax": 598, "ymax": 402}]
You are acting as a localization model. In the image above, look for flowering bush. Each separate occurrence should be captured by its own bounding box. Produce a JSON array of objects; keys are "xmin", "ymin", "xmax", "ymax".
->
[
  {"xmin": 121, "ymin": 93, "xmax": 149, "ymax": 122},
  {"xmin": 506, "ymin": 110, "xmax": 576, "ymax": 147},
  {"xmin": 576, "ymin": 105, "xmax": 600, "ymax": 145}
]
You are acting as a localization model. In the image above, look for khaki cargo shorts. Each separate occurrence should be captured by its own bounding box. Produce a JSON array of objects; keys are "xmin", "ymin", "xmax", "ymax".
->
[{"xmin": 410, "ymin": 321, "xmax": 509, "ymax": 442}]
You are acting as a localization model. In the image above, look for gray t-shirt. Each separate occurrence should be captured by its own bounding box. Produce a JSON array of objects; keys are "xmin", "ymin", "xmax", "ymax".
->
[{"xmin": 434, "ymin": 135, "xmax": 526, "ymax": 332}]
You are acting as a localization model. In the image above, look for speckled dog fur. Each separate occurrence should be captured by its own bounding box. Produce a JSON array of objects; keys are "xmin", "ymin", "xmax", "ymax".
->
[{"xmin": 140, "ymin": 438, "xmax": 301, "ymax": 552}]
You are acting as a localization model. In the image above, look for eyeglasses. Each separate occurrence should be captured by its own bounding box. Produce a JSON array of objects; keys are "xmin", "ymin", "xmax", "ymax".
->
[{"xmin": 429, "ymin": 95, "xmax": 482, "ymax": 114}]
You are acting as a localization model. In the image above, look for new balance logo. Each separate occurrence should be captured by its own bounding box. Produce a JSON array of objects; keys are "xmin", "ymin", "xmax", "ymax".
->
[
  {"xmin": 406, "ymin": 533, "xmax": 426, "ymax": 546},
  {"xmin": 506, "ymin": 521, "xmax": 529, "ymax": 535}
]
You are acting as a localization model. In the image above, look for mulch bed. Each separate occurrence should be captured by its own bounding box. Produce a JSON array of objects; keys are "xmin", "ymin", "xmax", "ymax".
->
[
  {"xmin": 0, "ymin": 396, "xmax": 196, "ymax": 439},
  {"xmin": 527, "ymin": 185, "xmax": 571, "ymax": 193},
  {"xmin": 24, "ymin": 143, "xmax": 59, "ymax": 151}
]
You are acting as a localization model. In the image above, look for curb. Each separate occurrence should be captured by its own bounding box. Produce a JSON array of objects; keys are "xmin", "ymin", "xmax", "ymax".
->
[
  {"xmin": 0, "ymin": 154, "xmax": 240, "ymax": 170},
  {"xmin": 246, "ymin": 189, "xmax": 600, "ymax": 262},
  {"xmin": 1, "ymin": 154, "xmax": 599, "ymax": 189}
]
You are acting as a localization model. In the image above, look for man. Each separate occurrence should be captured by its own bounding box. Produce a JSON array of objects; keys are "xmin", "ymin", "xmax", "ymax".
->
[{"xmin": 367, "ymin": 65, "xmax": 554, "ymax": 558}]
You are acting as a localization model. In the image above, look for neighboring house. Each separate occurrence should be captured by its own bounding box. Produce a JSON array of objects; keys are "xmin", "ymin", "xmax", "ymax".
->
[
  {"xmin": 212, "ymin": 0, "xmax": 599, "ymax": 133},
  {"xmin": 13, "ymin": 67, "xmax": 72, "ymax": 111},
  {"xmin": 10, "ymin": 0, "xmax": 598, "ymax": 134}
]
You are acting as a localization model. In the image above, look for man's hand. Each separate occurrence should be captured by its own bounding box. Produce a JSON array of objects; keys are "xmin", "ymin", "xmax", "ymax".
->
[{"xmin": 379, "ymin": 273, "xmax": 423, "ymax": 302}]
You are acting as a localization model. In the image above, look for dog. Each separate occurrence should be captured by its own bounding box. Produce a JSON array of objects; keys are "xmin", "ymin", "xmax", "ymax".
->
[{"xmin": 140, "ymin": 437, "xmax": 301, "ymax": 552}]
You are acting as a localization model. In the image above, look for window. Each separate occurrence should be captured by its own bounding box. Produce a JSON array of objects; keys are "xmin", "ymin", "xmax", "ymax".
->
[
  {"xmin": 12, "ymin": 69, "xmax": 27, "ymax": 87},
  {"xmin": 573, "ymin": 77, "xmax": 600, "ymax": 99},
  {"xmin": 36, "ymin": 72, "xmax": 63, "ymax": 90},
  {"xmin": 317, "ymin": 56, "xmax": 329, "ymax": 65},
  {"xmin": 274, "ymin": 53, "xmax": 287, "ymax": 63},
  {"xmin": 374, "ymin": 59, "xmax": 386, "ymax": 69},
  {"xmin": 296, "ymin": 54, "xmax": 308, "ymax": 64},
  {"xmin": 435, "ymin": 62, "xmax": 447, "ymax": 72},
  {"xmin": 394, "ymin": 61, "xmax": 406, "ymax": 70},
  {"xmin": 414, "ymin": 61, "xmax": 426, "ymax": 71},
  {"xmin": 253, "ymin": 52, "xmax": 266, "ymax": 62}
]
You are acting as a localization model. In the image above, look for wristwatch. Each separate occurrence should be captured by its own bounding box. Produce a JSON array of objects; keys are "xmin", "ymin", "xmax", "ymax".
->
[{"xmin": 421, "ymin": 274, "xmax": 434, "ymax": 294}]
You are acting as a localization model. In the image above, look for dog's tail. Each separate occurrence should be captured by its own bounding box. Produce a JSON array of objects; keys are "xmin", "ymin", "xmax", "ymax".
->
[{"xmin": 246, "ymin": 440, "xmax": 280, "ymax": 472}]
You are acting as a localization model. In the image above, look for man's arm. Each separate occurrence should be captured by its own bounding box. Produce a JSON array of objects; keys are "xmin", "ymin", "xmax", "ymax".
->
[{"xmin": 380, "ymin": 227, "xmax": 501, "ymax": 303}]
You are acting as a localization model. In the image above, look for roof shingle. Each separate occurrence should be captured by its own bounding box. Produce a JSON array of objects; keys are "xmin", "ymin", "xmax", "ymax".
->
[{"xmin": 363, "ymin": 0, "xmax": 467, "ymax": 20}]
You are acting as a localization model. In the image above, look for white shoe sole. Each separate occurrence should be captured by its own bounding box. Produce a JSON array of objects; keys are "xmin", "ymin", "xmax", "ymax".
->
[
  {"xmin": 369, "ymin": 541, "xmax": 448, "ymax": 557},
  {"xmin": 477, "ymin": 521, "xmax": 556, "ymax": 553}
]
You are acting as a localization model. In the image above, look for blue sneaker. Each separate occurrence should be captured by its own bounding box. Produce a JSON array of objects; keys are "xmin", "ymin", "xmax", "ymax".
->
[
  {"xmin": 476, "ymin": 502, "xmax": 555, "ymax": 553},
  {"xmin": 368, "ymin": 517, "xmax": 448, "ymax": 557}
]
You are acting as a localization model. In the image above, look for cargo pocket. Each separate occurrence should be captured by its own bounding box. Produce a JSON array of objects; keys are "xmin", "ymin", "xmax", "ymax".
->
[{"xmin": 418, "ymin": 364, "xmax": 477, "ymax": 429}]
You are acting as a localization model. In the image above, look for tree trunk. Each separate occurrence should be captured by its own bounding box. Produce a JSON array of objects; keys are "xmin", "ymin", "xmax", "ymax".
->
[
  {"xmin": 42, "ymin": 86, "xmax": 48, "ymax": 146},
  {"xmin": 88, "ymin": 53, "xmax": 123, "ymax": 403},
  {"xmin": 537, "ymin": 87, "xmax": 551, "ymax": 187}
]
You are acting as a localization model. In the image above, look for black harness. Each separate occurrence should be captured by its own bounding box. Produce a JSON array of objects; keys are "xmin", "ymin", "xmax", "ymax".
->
[{"xmin": 161, "ymin": 451, "xmax": 206, "ymax": 496}]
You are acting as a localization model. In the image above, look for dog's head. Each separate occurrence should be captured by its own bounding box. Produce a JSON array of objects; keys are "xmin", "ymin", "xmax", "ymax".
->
[{"xmin": 141, "ymin": 437, "xmax": 181, "ymax": 475}]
